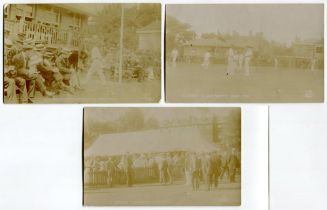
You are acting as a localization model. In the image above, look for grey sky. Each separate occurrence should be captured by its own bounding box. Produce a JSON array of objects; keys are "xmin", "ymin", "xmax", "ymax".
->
[
  {"xmin": 167, "ymin": 4, "xmax": 324, "ymax": 44},
  {"xmin": 85, "ymin": 108, "xmax": 237, "ymax": 124}
]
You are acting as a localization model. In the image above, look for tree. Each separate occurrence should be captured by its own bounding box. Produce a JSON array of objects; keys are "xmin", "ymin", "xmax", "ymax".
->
[
  {"xmin": 201, "ymin": 32, "xmax": 217, "ymax": 39},
  {"xmin": 119, "ymin": 108, "xmax": 145, "ymax": 131},
  {"xmin": 89, "ymin": 4, "xmax": 161, "ymax": 50},
  {"xmin": 165, "ymin": 15, "xmax": 195, "ymax": 54}
]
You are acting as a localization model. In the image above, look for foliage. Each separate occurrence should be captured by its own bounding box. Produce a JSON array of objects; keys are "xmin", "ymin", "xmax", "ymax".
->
[
  {"xmin": 89, "ymin": 4, "xmax": 161, "ymax": 50},
  {"xmin": 165, "ymin": 15, "xmax": 195, "ymax": 53}
]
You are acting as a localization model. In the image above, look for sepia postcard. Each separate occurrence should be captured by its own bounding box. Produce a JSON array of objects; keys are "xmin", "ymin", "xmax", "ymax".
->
[
  {"xmin": 83, "ymin": 107, "xmax": 241, "ymax": 206},
  {"xmin": 3, "ymin": 3, "xmax": 161, "ymax": 103},
  {"xmin": 165, "ymin": 4, "xmax": 324, "ymax": 103}
]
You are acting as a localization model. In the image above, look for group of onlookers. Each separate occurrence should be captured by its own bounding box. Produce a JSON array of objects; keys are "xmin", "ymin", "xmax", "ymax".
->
[
  {"xmin": 4, "ymin": 30, "xmax": 84, "ymax": 103},
  {"xmin": 4, "ymin": 30, "xmax": 160, "ymax": 103},
  {"xmin": 84, "ymin": 150, "xmax": 240, "ymax": 191}
]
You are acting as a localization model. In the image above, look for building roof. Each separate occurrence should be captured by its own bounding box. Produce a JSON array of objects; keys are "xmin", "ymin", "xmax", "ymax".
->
[
  {"xmin": 293, "ymin": 38, "xmax": 323, "ymax": 46},
  {"xmin": 137, "ymin": 20, "xmax": 161, "ymax": 33},
  {"xmin": 185, "ymin": 38, "xmax": 229, "ymax": 48},
  {"xmin": 85, "ymin": 126, "xmax": 218, "ymax": 156},
  {"xmin": 56, "ymin": 4, "xmax": 99, "ymax": 16},
  {"xmin": 184, "ymin": 37, "xmax": 258, "ymax": 49}
]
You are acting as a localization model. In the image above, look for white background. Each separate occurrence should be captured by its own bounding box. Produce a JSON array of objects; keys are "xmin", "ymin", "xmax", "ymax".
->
[
  {"xmin": 270, "ymin": 106, "xmax": 327, "ymax": 210},
  {"xmin": 0, "ymin": 0, "xmax": 326, "ymax": 210},
  {"xmin": 0, "ymin": 106, "xmax": 269, "ymax": 210}
]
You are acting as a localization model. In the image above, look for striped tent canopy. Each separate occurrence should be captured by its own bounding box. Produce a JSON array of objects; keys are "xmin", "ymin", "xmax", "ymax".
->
[{"xmin": 85, "ymin": 126, "xmax": 219, "ymax": 156}]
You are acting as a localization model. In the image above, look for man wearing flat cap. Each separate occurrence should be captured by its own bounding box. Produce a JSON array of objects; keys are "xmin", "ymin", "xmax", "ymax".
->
[
  {"xmin": 12, "ymin": 43, "xmax": 54, "ymax": 98},
  {"xmin": 38, "ymin": 51, "xmax": 74, "ymax": 94},
  {"xmin": 56, "ymin": 48, "xmax": 73, "ymax": 87},
  {"xmin": 4, "ymin": 65, "xmax": 29, "ymax": 103}
]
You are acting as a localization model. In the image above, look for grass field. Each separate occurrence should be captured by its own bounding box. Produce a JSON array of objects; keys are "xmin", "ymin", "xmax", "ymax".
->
[
  {"xmin": 17, "ymin": 73, "xmax": 161, "ymax": 104},
  {"xmin": 166, "ymin": 63, "xmax": 324, "ymax": 103},
  {"xmin": 84, "ymin": 181, "xmax": 241, "ymax": 206}
]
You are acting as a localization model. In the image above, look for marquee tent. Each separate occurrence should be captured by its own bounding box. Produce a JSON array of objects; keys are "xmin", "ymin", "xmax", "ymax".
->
[{"xmin": 85, "ymin": 126, "xmax": 219, "ymax": 156}]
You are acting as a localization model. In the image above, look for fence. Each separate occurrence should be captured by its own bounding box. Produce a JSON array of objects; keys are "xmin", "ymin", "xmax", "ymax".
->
[{"xmin": 5, "ymin": 19, "xmax": 82, "ymax": 47}]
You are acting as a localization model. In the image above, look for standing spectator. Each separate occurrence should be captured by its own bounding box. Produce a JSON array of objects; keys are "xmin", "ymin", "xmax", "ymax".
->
[
  {"xmin": 84, "ymin": 157, "xmax": 93, "ymax": 185},
  {"xmin": 220, "ymin": 152, "xmax": 229, "ymax": 181},
  {"xmin": 92, "ymin": 157, "xmax": 101, "ymax": 185},
  {"xmin": 156, "ymin": 153, "xmax": 165, "ymax": 184},
  {"xmin": 184, "ymin": 152, "xmax": 193, "ymax": 186},
  {"xmin": 228, "ymin": 150, "xmax": 239, "ymax": 183},
  {"xmin": 166, "ymin": 153, "xmax": 173, "ymax": 184},
  {"xmin": 123, "ymin": 153, "xmax": 134, "ymax": 187},
  {"xmin": 208, "ymin": 152, "xmax": 221, "ymax": 190},
  {"xmin": 106, "ymin": 157, "xmax": 115, "ymax": 187},
  {"xmin": 191, "ymin": 153, "xmax": 202, "ymax": 191},
  {"xmin": 201, "ymin": 153, "xmax": 210, "ymax": 186}
]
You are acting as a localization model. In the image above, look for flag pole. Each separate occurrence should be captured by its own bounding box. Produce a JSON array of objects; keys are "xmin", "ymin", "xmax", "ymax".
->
[{"xmin": 118, "ymin": 5, "xmax": 125, "ymax": 83}]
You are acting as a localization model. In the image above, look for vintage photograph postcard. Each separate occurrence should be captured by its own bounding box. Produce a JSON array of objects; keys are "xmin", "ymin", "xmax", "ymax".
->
[
  {"xmin": 3, "ymin": 4, "xmax": 161, "ymax": 103},
  {"xmin": 83, "ymin": 107, "xmax": 241, "ymax": 206},
  {"xmin": 165, "ymin": 4, "xmax": 324, "ymax": 102}
]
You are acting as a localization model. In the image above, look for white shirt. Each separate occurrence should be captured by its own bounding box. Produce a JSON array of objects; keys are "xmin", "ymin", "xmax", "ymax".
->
[
  {"xmin": 91, "ymin": 47, "xmax": 102, "ymax": 60},
  {"xmin": 204, "ymin": 52, "xmax": 211, "ymax": 60},
  {"xmin": 171, "ymin": 49, "xmax": 178, "ymax": 59},
  {"xmin": 244, "ymin": 48, "xmax": 253, "ymax": 58}
]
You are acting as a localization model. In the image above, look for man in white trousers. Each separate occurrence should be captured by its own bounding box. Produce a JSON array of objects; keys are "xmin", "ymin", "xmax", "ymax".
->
[
  {"xmin": 86, "ymin": 42, "xmax": 106, "ymax": 85},
  {"xmin": 171, "ymin": 48, "xmax": 178, "ymax": 68},
  {"xmin": 244, "ymin": 46, "xmax": 253, "ymax": 76},
  {"xmin": 226, "ymin": 47, "xmax": 235, "ymax": 75},
  {"xmin": 202, "ymin": 51, "xmax": 211, "ymax": 69}
]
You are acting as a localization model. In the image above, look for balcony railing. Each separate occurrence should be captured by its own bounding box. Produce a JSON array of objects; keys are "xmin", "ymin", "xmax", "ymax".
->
[{"xmin": 5, "ymin": 19, "xmax": 82, "ymax": 47}]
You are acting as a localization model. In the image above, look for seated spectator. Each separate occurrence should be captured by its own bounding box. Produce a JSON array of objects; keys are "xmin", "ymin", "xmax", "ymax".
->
[
  {"xmin": 56, "ymin": 48, "xmax": 73, "ymax": 87},
  {"xmin": 37, "ymin": 52, "xmax": 74, "ymax": 95},
  {"xmin": 12, "ymin": 43, "xmax": 54, "ymax": 98},
  {"xmin": 4, "ymin": 65, "xmax": 29, "ymax": 103}
]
